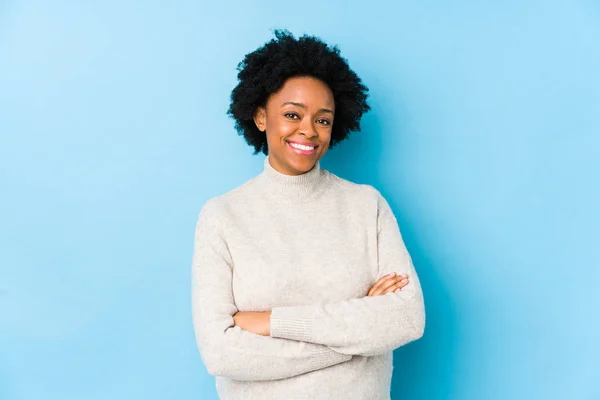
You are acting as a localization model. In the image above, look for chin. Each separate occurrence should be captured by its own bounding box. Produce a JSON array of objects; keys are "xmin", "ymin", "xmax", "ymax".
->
[{"xmin": 288, "ymin": 159, "xmax": 317, "ymax": 173}]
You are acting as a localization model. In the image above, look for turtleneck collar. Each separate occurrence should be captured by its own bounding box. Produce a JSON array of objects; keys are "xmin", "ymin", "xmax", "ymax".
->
[{"xmin": 259, "ymin": 156, "xmax": 328, "ymax": 200}]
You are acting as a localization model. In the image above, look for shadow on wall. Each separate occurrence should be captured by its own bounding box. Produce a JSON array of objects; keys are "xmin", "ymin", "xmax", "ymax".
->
[{"xmin": 323, "ymin": 109, "xmax": 460, "ymax": 399}]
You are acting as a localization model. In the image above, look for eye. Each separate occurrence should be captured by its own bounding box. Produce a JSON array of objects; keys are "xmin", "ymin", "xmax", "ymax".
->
[
  {"xmin": 285, "ymin": 113, "xmax": 300, "ymax": 120},
  {"xmin": 317, "ymin": 118, "xmax": 331, "ymax": 125}
]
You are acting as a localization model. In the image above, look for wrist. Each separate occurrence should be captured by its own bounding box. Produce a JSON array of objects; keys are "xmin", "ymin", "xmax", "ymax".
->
[{"xmin": 265, "ymin": 311, "xmax": 272, "ymax": 336}]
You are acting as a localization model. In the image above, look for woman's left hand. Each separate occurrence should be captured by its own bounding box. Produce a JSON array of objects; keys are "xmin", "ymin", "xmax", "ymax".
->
[
  {"xmin": 367, "ymin": 272, "xmax": 409, "ymax": 296},
  {"xmin": 233, "ymin": 311, "xmax": 272, "ymax": 336}
]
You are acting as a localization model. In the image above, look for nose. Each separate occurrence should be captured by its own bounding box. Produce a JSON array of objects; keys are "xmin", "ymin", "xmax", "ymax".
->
[{"xmin": 299, "ymin": 117, "xmax": 318, "ymax": 138}]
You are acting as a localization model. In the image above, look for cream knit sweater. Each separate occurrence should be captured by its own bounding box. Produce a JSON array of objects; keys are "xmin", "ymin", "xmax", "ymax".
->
[{"xmin": 192, "ymin": 157, "xmax": 425, "ymax": 399}]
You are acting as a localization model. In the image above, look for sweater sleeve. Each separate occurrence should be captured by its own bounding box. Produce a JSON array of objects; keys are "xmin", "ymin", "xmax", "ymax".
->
[
  {"xmin": 269, "ymin": 190, "xmax": 426, "ymax": 356},
  {"xmin": 192, "ymin": 200, "xmax": 352, "ymax": 381}
]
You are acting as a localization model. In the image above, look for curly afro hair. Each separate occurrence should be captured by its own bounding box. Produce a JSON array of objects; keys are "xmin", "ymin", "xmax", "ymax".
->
[{"xmin": 227, "ymin": 29, "xmax": 370, "ymax": 155}]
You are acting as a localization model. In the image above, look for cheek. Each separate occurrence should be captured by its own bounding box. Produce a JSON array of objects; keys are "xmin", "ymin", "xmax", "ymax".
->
[
  {"xmin": 321, "ymin": 128, "xmax": 333, "ymax": 144},
  {"xmin": 269, "ymin": 118, "xmax": 296, "ymax": 137},
  {"xmin": 319, "ymin": 137, "xmax": 332, "ymax": 155}
]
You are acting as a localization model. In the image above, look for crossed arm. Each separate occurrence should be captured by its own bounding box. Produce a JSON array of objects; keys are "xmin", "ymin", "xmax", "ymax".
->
[
  {"xmin": 192, "ymin": 193, "xmax": 425, "ymax": 381},
  {"xmin": 233, "ymin": 272, "xmax": 410, "ymax": 337}
]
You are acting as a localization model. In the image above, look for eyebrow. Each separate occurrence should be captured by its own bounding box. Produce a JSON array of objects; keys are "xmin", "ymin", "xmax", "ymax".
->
[{"xmin": 281, "ymin": 101, "xmax": 334, "ymax": 115}]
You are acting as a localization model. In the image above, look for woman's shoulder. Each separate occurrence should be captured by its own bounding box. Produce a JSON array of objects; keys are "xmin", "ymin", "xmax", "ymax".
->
[
  {"xmin": 197, "ymin": 175, "xmax": 262, "ymax": 216},
  {"xmin": 326, "ymin": 171, "xmax": 384, "ymax": 202}
]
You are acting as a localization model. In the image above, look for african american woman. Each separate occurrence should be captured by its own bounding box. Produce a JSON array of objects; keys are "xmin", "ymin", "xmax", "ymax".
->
[{"xmin": 192, "ymin": 30, "xmax": 426, "ymax": 400}]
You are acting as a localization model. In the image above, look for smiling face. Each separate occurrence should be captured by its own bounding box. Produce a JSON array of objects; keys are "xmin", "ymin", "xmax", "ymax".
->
[{"xmin": 254, "ymin": 76, "xmax": 335, "ymax": 175}]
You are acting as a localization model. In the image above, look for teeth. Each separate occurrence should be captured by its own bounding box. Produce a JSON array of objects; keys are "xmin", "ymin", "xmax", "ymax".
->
[{"xmin": 289, "ymin": 142, "xmax": 315, "ymax": 151}]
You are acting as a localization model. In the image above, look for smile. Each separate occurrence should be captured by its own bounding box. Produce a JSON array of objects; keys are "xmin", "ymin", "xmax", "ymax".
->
[{"xmin": 287, "ymin": 141, "xmax": 318, "ymax": 155}]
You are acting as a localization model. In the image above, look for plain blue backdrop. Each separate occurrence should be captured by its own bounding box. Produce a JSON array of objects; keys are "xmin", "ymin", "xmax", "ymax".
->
[{"xmin": 1, "ymin": 1, "xmax": 598, "ymax": 399}]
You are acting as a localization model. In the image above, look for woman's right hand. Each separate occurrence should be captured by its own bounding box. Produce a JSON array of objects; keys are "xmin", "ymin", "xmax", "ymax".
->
[{"xmin": 367, "ymin": 272, "xmax": 409, "ymax": 296}]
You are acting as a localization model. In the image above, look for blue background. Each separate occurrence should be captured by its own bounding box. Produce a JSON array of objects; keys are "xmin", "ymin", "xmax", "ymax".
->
[{"xmin": 1, "ymin": 1, "xmax": 598, "ymax": 399}]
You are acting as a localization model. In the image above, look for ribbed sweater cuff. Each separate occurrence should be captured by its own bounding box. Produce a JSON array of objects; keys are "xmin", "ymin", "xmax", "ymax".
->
[
  {"xmin": 306, "ymin": 348, "xmax": 352, "ymax": 368},
  {"xmin": 269, "ymin": 307, "xmax": 315, "ymax": 342}
]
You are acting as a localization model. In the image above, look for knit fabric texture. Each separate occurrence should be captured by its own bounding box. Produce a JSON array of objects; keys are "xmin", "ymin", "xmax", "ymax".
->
[{"xmin": 192, "ymin": 157, "xmax": 426, "ymax": 399}]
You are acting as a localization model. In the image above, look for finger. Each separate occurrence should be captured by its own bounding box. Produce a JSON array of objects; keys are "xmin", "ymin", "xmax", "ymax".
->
[
  {"xmin": 368, "ymin": 272, "xmax": 397, "ymax": 296},
  {"xmin": 377, "ymin": 276, "xmax": 406, "ymax": 295},
  {"xmin": 369, "ymin": 274, "xmax": 408, "ymax": 296},
  {"xmin": 378, "ymin": 276, "xmax": 408, "ymax": 295},
  {"xmin": 382, "ymin": 277, "xmax": 409, "ymax": 295},
  {"xmin": 368, "ymin": 272, "xmax": 395, "ymax": 296}
]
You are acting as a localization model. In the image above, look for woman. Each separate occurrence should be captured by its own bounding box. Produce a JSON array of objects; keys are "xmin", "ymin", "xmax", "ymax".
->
[{"xmin": 192, "ymin": 30, "xmax": 425, "ymax": 399}]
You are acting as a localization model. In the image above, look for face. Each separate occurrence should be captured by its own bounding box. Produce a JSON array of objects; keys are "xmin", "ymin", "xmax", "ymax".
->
[{"xmin": 254, "ymin": 76, "xmax": 335, "ymax": 175}]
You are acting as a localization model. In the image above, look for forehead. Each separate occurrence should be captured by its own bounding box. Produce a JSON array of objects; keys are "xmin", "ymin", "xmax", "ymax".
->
[{"xmin": 271, "ymin": 76, "xmax": 334, "ymax": 108}]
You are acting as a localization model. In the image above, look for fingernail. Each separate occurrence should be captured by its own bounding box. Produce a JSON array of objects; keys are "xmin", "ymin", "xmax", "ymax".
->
[
  {"xmin": 388, "ymin": 272, "xmax": 396, "ymax": 277},
  {"xmin": 401, "ymin": 279, "xmax": 408, "ymax": 283},
  {"xmin": 395, "ymin": 288, "xmax": 401, "ymax": 293}
]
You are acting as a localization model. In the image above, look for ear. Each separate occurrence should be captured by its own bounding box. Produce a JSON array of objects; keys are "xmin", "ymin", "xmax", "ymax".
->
[{"xmin": 253, "ymin": 107, "xmax": 266, "ymax": 132}]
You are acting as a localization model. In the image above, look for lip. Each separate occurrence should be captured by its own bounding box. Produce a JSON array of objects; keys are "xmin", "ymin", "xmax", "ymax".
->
[
  {"xmin": 286, "ymin": 140, "xmax": 318, "ymax": 155},
  {"xmin": 287, "ymin": 140, "xmax": 319, "ymax": 148}
]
